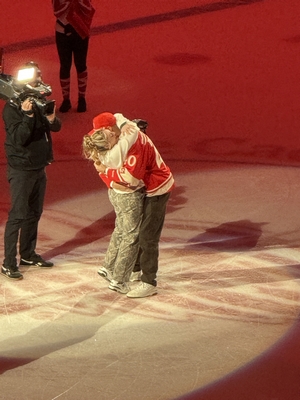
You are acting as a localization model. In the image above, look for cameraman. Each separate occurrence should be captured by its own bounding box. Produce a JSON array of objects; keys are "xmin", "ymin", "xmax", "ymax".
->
[{"xmin": 1, "ymin": 88, "xmax": 61, "ymax": 280}]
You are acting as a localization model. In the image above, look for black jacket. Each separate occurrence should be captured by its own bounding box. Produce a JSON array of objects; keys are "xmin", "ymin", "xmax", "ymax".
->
[{"xmin": 2, "ymin": 102, "xmax": 61, "ymax": 170}]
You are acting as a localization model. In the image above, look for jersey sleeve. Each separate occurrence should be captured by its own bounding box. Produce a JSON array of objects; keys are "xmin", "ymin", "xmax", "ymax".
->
[
  {"xmin": 99, "ymin": 120, "xmax": 139, "ymax": 168},
  {"xmin": 104, "ymin": 149, "xmax": 146, "ymax": 189},
  {"xmin": 99, "ymin": 138, "xmax": 131, "ymax": 169}
]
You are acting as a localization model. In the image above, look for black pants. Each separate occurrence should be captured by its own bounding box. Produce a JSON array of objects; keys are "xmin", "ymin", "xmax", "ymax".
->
[
  {"xmin": 55, "ymin": 30, "xmax": 89, "ymax": 78},
  {"xmin": 3, "ymin": 167, "xmax": 47, "ymax": 267},
  {"xmin": 133, "ymin": 193, "xmax": 170, "ymax": 286}
]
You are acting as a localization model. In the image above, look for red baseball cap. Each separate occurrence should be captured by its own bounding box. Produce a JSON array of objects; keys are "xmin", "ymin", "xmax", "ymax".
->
[{"xmin": 87, "ymin": 112, "xmax": 117, "ymax": 136}]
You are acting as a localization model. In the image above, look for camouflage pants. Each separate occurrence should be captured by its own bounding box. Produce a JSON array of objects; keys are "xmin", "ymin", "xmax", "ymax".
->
[{"xmin": 103, "ymin": 189, "xmax": 144, "ymax": 283}]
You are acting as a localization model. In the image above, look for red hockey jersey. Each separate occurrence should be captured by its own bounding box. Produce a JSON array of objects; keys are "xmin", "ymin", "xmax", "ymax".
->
[{"xmin": 100, "ymin": 131, "xmax": 174, "ymax": 197}]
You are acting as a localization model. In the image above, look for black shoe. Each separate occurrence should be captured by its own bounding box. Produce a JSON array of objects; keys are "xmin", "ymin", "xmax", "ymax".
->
[
  {"xmin": 59, "ymin": 99, "xmax": 71, "ymax": 113},
  {"xmin": 20, "ymin": 254, "xmax": 54, "ymax": 268},
  {"xmin": 1, "ymin": 265, "xmax": 23, "ymax": 280},
  {"xmin": 77, "ymin": 97, "xmax": 86, "ymax": 112}
]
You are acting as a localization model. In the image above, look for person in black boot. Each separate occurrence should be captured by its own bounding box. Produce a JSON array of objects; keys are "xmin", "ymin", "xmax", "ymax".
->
[
  {"xmin": 1, "ymin": 63, "xmax": 62, "ymax": 280},
  {"xmin": 52, "ymin": 0, "xmax": 95, "ymax": 113}
]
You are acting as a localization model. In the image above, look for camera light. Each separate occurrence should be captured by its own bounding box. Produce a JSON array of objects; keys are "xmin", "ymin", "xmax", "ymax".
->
[{"xmin": 17, "ymin": 67, "xmax": 35, "ymax": 83}]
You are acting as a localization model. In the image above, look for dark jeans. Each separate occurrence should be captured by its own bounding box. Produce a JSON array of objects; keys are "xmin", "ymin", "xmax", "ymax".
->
[
  {"xmin": 133, "ymin": 192, "xmax": 170, "ymax": 286},
  {"xmin": 3, "ymin": 167, "xmax": 47, "ymax": 267},
  {"xmin": 55, "ymin": 31, "xmax": 89, "ymax": 78}
]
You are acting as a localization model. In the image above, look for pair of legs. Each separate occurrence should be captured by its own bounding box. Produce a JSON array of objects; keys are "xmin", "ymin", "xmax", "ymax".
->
[
  {"xmin": 103, "ymin": 189, "xmax": 144, "ymax": 284},
  {"xmin": 55, "ymin": 30, "xmax": 89, "ymax": 112},
  {"xmin": 132, "ymin": 192, "xmax": 171, "ymax": 287},
  {"xmin": 3, "ymin": 167, "xmax": 46, "ymax": 268}
]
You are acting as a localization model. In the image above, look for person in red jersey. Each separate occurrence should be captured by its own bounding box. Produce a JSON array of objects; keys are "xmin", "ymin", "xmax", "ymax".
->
[{"xmin": 94, "ymin": 113, "xmax": 174, "ymax": 298}]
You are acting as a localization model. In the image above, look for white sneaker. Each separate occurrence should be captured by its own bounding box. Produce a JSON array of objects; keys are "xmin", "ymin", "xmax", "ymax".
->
[
  {"xmin": 98, "ymin": 267, "xmax": 113, "ymax": 282},
  {"xmin": 109, "ymin": 279, "xmax": 131, "ymax": 294},
  {"xmin": 129, "ymin": 271, "xmax": 142, "ymax": 282},
  {"xmin": 126, "ymin": 282, "xmax": 157, "ymax": 298}
]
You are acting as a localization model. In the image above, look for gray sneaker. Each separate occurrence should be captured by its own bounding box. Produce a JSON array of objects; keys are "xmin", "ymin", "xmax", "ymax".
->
[
  {"xmin": 108, "ymin": 280, "xmax": 131, "ymax": 294},
  {"xmin": 98, "ymin": 267, "xmax": 113, "ymax": 282},
  {"xmin": 127, "ymin": 282, "xmax": 157, "ymax": 298},
  {"xmin": 1, "ymin": 265, "xmax": 23, "ymax": 280}
]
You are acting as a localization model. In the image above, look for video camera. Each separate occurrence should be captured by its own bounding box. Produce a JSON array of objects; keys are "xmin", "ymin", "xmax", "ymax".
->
[{"xmin": 0, "ymin": 50, "xmax": 55, "ymax": 115}]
